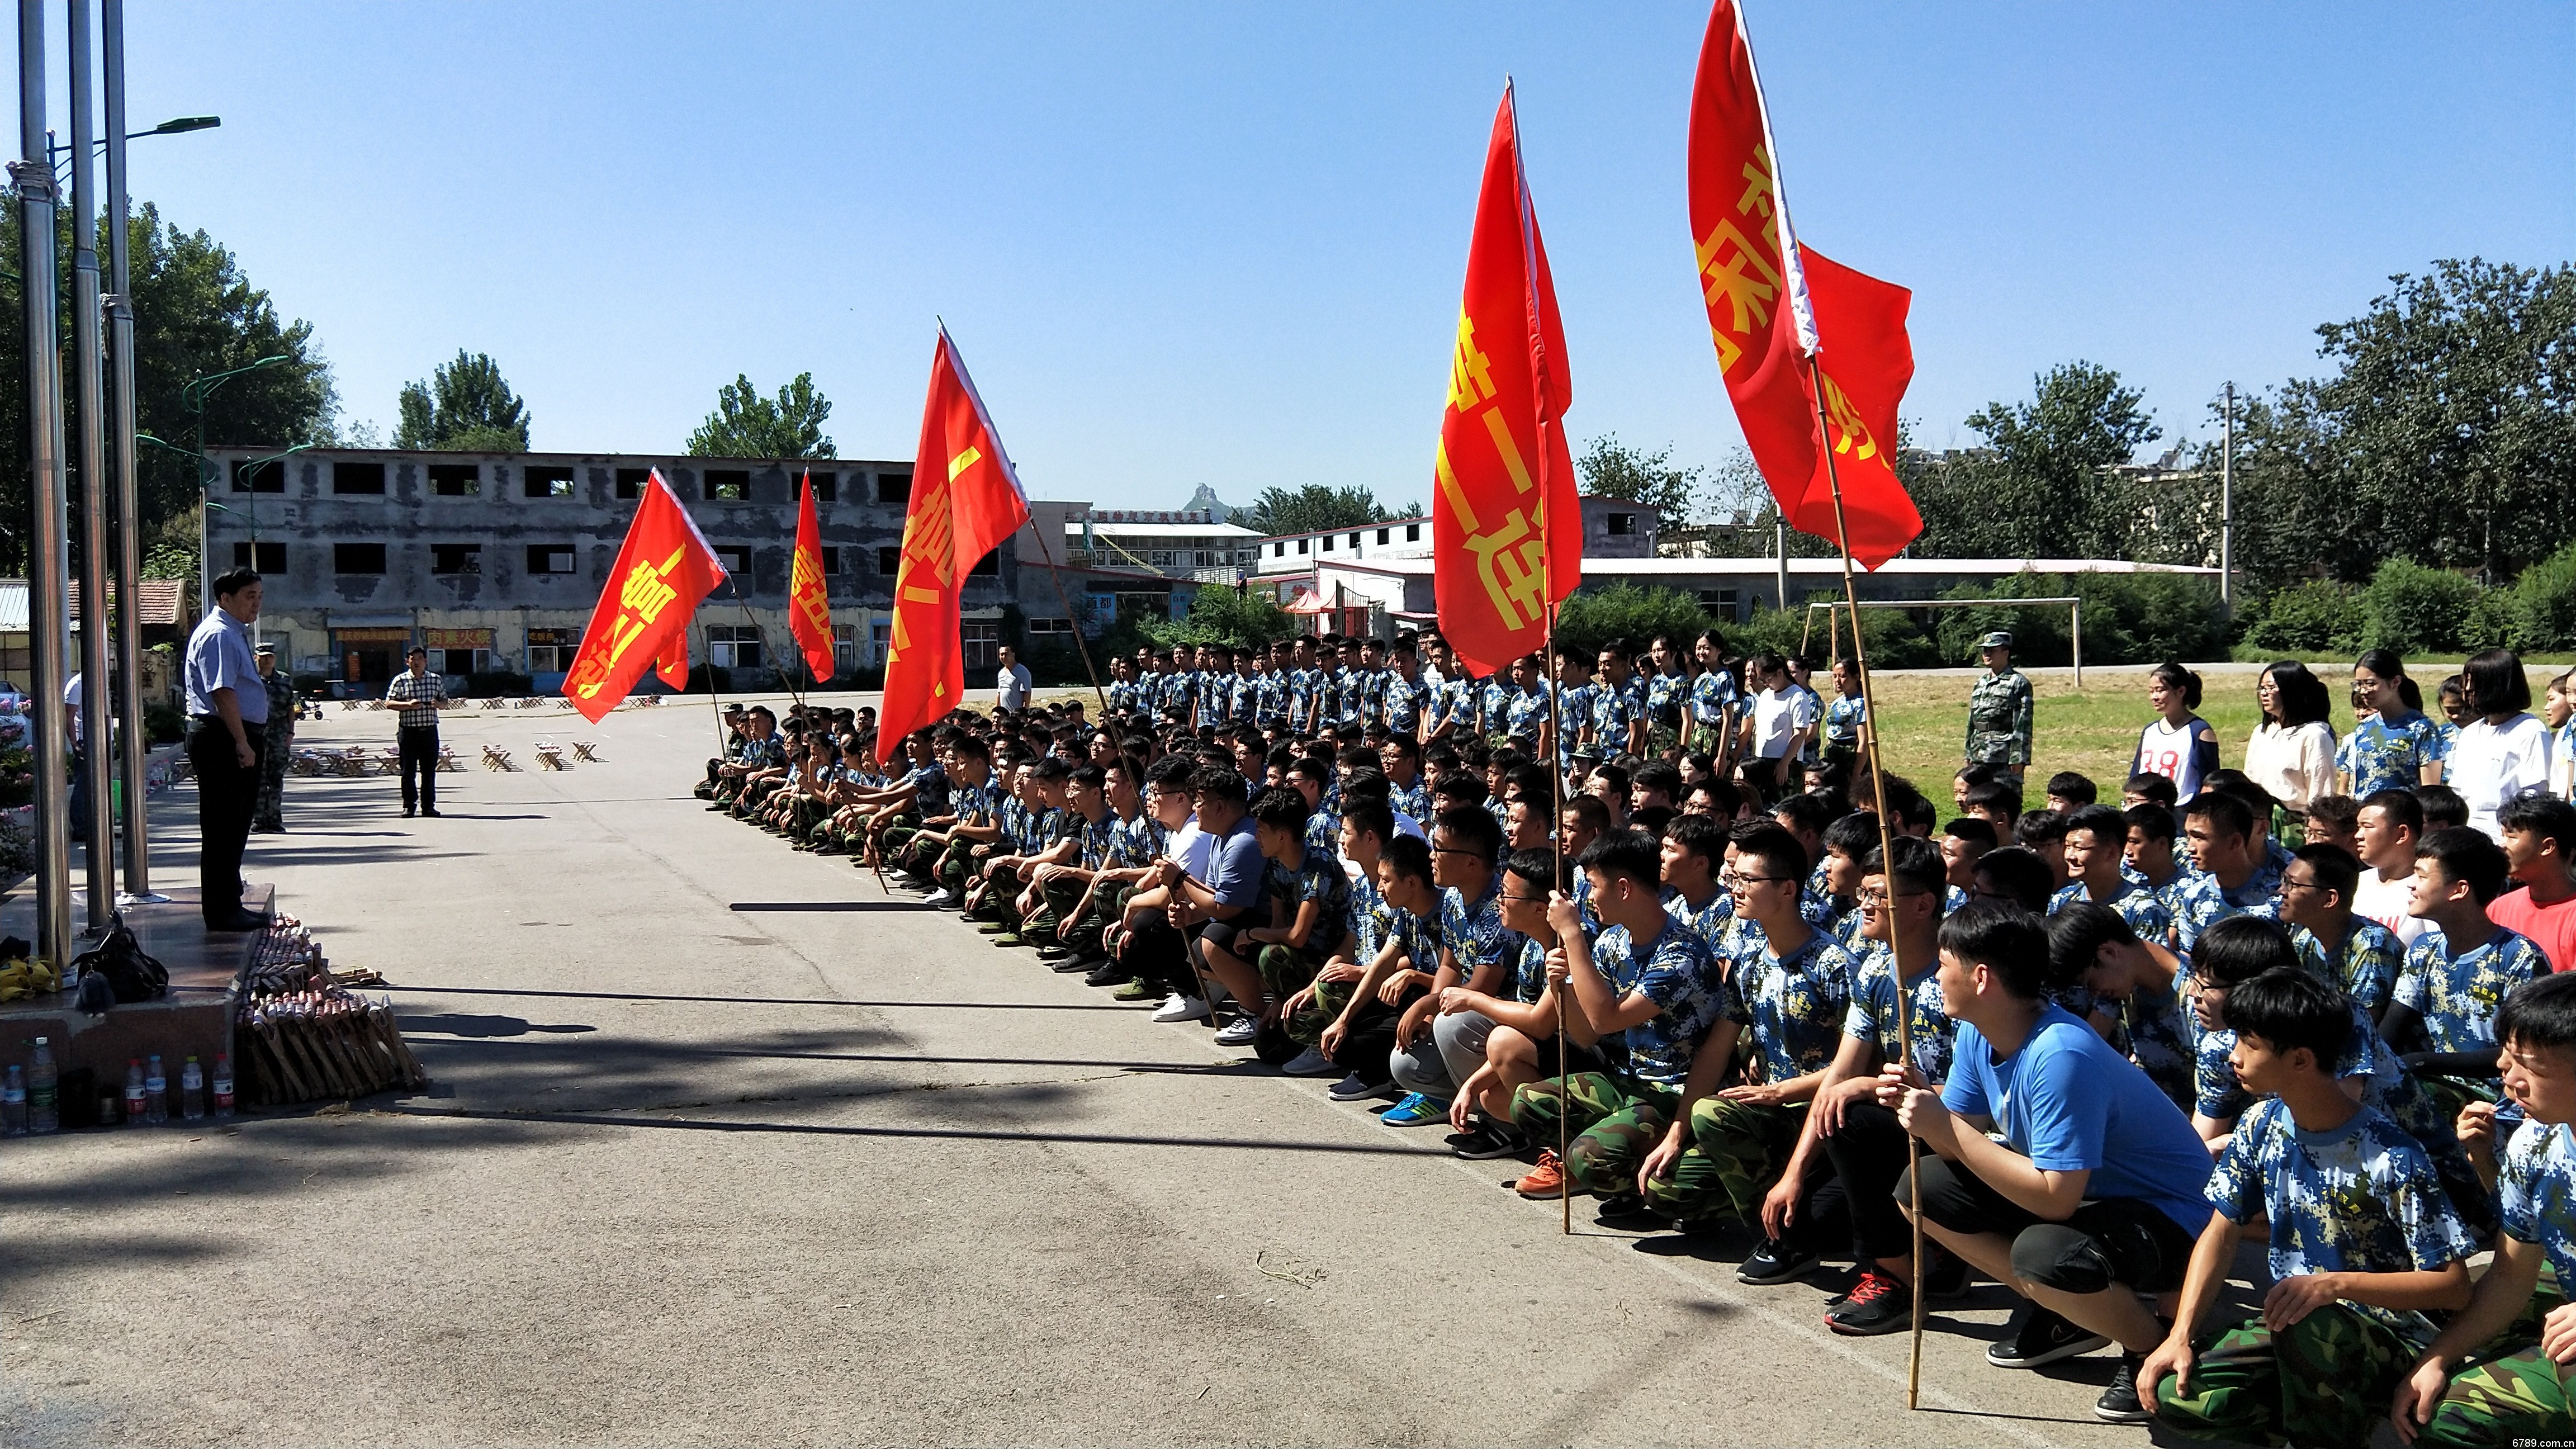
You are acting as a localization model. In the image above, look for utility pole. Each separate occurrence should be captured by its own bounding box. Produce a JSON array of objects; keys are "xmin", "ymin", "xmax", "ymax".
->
[
  {"xmin": 1774, "ymin": 513, "xmax": 1789, "ymax": 613},
  {"xmin": 15, "ymin": 0, "xmax": 74, "ymax": 967},
  {"xmin": 2219, "ymin": 381, "xmax": 2234, "ymax": 615},
  {"xmin": 70, "ymin": 0, "xmax": 116, "ymax": 925},
  {"xmin": 104, "ymin": 0, "xmax": 157, "ymax": 900}
]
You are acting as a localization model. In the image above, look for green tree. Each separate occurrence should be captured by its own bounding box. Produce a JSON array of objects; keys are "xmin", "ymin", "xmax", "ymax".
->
[
  {"xmin": 1576, "ymin": 433, "xmax": 1704, "ymax": 523},
  {"xmin": 1237, "ymin": 484, "xmax": 1388, "ymax": 537},
  {"xmin": 1141, "ymin": 583, "xmax": 1295, "ymax": 647},
  {"xmin": 0, "ymin": 203, "xmax": 337, "ymax": 575},
  {"xmin": 1912, "ymin": 361, "xmax": 2160, "ymax": 560},
  {"xmin": 394, "ymin": 350, "xmax": 531, "ymax": 451},
  {"xmin": 685, "ymin": 372, "xmax": 836, "ymax": 458}
]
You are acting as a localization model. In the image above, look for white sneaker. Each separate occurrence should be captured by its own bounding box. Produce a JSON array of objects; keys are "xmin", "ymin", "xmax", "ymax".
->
[
  {"xmin": 1212, "ymin": 1015, "xmax": 1261, "ymax": 1047},
  {"xmin": 1152, "ymin": 994, "xmax": 1211, "ymax": 1024},
  {"xmin": 1281, "ymin": 1045, "xmax": 1334, "ymax": 1076}
]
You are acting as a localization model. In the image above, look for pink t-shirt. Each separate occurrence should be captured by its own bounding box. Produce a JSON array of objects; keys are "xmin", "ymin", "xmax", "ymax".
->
[{"xmin": 2489, "ymin": 884, "xmax": 2576, "ymax": 974}]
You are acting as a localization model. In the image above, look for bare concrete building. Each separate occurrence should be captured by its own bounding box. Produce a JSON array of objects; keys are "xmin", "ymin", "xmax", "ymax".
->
[{"xmin": 201, "ymin": 448, "xmax": 1018, "ymax": 692}]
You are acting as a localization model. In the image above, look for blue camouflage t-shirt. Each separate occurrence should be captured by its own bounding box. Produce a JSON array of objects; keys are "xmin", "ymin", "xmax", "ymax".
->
[
  {"xmin": 2501, "ymin": 1119, "xmax": 2576, "ymax": 1290},
  {"xmin": 2395, "ymin": 925, "xmax": 2546, "ymax": 1055},
  {"xmin": 1844, "ymin": 939, "xmax": 1954, "ymax": 1084},
  {"xmin": 1720, "ymin": 926, "xmax": 1857, "ymax": 1085},
  {"xmin": 1594, "ymin": 915, "xmax": 1723, "ymax": 1090}
]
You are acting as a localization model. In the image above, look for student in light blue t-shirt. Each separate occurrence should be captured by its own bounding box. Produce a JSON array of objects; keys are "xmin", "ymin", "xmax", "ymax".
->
[{"xmin": 1879, "ymin": 901, "xmax": 2215, "ymax": 1423}]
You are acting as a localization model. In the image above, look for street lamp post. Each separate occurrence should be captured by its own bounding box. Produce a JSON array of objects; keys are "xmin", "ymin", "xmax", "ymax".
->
[
  {"xmin": 13, "ymin": 0, "xmax": 73, "ymax": 969},
  {"xmin": 68, "ymin": 0, "xmax": 115, "ymax": 928},
  {"xmin": 102, "ymin": 0, "xmax": 164, "ymax": 900}
]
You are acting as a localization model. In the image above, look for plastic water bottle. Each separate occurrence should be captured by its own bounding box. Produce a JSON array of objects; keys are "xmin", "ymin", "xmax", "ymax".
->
[
  {"xmin": 143, "ymin": 1054, "xmax": 168, "ymax": 1124},
  {"xmin": 2, "ymin": 1064, "xmax": 25, "ymax": 1136},
  {"xmin": 181, "ymin": 1057, "xmax": 204, "ymax": 1121},
  {"xmin": 211, "ymin": 1053, "xmax": 234, "ymax": 1119},
  {"xmin": 123, "ymin": 1058, "xmax": 146, "ymax": 1125},
  {"xmin": 29, "ymin": 1037, "xmax": 57, "ymax": 1134}
]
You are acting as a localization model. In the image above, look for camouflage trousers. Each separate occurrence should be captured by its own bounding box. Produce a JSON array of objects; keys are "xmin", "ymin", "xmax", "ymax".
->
[
  {"xmin": 1509, "ymin": 1074, "xmax": 1729, "ymax": 1222},
  {"xmin": 1684, "ymin": 722, "xmax": 1728, "ymax": 759},
  {"xmin": 1686, "ymin": 1096, "xmax": 1807, "ymax": 1229},
  {"xmin": 1255, "ymin": 943, "xmax": 1329, "ymax": 1003},
  {"xmin": 254, "ymin": 728, "xmax": 293, "ymax": 828},
  {"xmin": 1020, "ymin": 874, "xmax": 1095, "ymax": 946},
  {"xmin": 2152, "ymin": 1304, "xmax": 2414, "ymax": 1447},
  {"xmin": 1281, "ymin": 978, "xmax": 1354, "ymax": 1048},
  {"xmin": 1645, "ymin": 723, "xmax": 1680, "ymax": 759},
  {"xmin": 2414, "ymin": 1343, "xmax": 2576, "ymax": 1446}
]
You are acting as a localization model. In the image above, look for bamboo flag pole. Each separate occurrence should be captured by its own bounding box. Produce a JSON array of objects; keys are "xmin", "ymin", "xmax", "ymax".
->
[
  {"xmin": 1022, "ymin": 508, "xmax": 1111, "ymax": 719},
  {"xmin": 1540, "ymin": 560, "xmax": 1571, "ymax": 1237},
  {"xmin": 1802, "ymin": 353, "xmax": 1923, "ymax": 1409}
]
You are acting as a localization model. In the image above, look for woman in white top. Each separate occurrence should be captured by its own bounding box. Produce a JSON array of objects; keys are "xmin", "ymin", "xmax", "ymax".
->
[
  {"xmin": 2447, "ymin": 647, "xmax": 2554, "ymax": 841},
  {"xmin": 2132, "ymin": 661, "xmax": 2220, "ymax": 801},
  {"xmin": 2241, "ymin": 660, "xmax": 2338, "ymax": 812}
]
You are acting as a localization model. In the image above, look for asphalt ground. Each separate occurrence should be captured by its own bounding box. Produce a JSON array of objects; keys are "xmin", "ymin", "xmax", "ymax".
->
[{"xmin": 0, "ymin": 694, "xmax": 2256, "ymax": 1447}]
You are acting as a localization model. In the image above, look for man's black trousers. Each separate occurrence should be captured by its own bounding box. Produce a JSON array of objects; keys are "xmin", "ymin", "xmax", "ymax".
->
[
  {"xmin": 399, "ymin": 724, "xmax": 441, "ymax": 812},
  {"xmin": 186, "ymin": 718, "xmax": 263, "ymax": 925}
]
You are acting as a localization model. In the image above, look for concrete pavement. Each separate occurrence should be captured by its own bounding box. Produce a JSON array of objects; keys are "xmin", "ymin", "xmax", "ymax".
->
[{"xmin": 2, "ymin": 698, "xmax": 2211, "ymax": 1447}]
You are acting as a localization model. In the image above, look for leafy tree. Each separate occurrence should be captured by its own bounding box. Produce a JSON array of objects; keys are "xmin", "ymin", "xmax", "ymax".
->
[
  {"xmin": 1237, "ymin": 484, "xmax": 1388, "ymax": 537},
  {"xmin": 1552, "ymin": 583, "xmax": 1717, "ymax": 660},
  {"xmin": 394, "ymin": 350, "xmax": 531, "ymax": 451},
  {"xmin": 1576, "ymin": 434, "xmax": 1704, "ymax": 523},
  {"xmin": 1911, "ymin": 361, "xmax": 2160, "ymax": 560},
  {"xmin": 0, "ymin": 203, "xmax": 336, "ymax": 575},
  {"xmin": 1139, "ymin": 583, "xmax": 1295, "ymax": 647},
  {"xmin": 685, "ymin": 372, "xmax": 835, "ymax": 458}
]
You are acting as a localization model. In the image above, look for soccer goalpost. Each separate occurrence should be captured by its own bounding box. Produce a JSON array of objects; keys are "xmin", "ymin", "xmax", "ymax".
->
[{"xmin": 1801, "ymin": 596, "xmax": 2087, "ymax": 686}]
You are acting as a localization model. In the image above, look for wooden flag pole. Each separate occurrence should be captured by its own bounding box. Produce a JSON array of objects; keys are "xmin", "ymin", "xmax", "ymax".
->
[
  {"xmin": 1022, "ymin": 508, "xmax": 1111, "ymax": 719},
  {"xmin": 1802, "ymin": 353, "xmax": 1923, "ymax": 1409},
  {"xmin": 1542, "ymin": 584, "xmax": 1570, "ymax": 1237}
]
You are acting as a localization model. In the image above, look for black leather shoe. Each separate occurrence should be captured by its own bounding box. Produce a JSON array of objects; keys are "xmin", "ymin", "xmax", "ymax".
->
[
  {"xmin": 205, "ymin": 912, "xmax": 268, "ymax": 932},
  {"xmin": 420, "ymin": 808, "xmax": 442, "ymax": 818}
]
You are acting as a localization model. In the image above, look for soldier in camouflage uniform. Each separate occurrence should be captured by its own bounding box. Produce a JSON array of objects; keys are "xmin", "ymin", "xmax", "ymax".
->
[
  {"xmin": 252, "ymin": 644, "xmax": 297, "ymax": 832},
  {"xmin": 1963, "ymin": 631, "xmax": 2033, "ymax": 790}
]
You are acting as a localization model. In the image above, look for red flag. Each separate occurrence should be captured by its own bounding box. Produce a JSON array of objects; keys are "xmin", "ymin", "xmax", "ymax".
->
[
  {"xmin": 878, "ymin": 327, "xmax": 1031, "ymax": 762},
  {"xmin": 562, "ymin": 471, "xmax": 726, "ymax": 723},
  {"xmin": 656, "ymin": 633, "xmax": 689, "ymax": 692},
  {"xmin": 788, "ymin": 470, "xmax": 836, "ymax": 682},
  {"xmin": 1688, "ymin": 0, "xmax": 1920, "ymax": 567},
  {"xmin": 1432, "ymin": 83, "xmax": 1581, "ymax": 677}
]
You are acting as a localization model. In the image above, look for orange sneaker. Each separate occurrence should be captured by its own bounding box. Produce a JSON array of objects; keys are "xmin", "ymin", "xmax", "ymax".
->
[{"xmin": 1515, "ymin": 1150, "xmax": 1566, "ymax": 1199}]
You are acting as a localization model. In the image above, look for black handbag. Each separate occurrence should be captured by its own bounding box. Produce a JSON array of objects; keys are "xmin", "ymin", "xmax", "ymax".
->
[{"xmin": 70, "ymin": 913, "xmax": 169, "ymax": 1006}]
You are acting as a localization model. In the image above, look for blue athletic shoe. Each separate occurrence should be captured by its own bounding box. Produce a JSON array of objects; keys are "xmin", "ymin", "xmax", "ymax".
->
[{"xmin": 1380, "ymin": 1091, "xmax": 1450, "ymax": 1126}]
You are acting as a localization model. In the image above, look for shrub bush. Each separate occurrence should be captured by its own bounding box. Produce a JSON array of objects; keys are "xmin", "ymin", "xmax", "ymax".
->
[
  {"xmin": 1554, "ymin": 584, "xmax": 1718, "ymax": 661},
  {"xmin": 2243, "ymin": 580, "xmax": 2364, "ymax": 655},
  {"xmin": 1728, "ymin": 592, "xmax": 1937, "ymax": 669},
  {"xmin": 2511, "ymin": 543, "xmax": 2576, "ymax": 653},
  {"xmin": 1929, "ymin": 570, "xmax": 2224, "ymax": 667},
  {"xmin": 2359, "ymin": 558, "xmax": 2482, "ymax": 655}
]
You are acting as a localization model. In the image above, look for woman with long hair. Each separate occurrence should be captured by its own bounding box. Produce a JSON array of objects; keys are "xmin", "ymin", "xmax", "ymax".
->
[
  {"xmin": 2243, "ymin": 660, "xmax": 2338, "ymax": 812},
  {"xmin": 1685, "ymin": 629, "xmax": 1739, "ymax": 769},
  {"xmin": 2447, "ymin": 648, "xmax": 2551, "ymax": 840},
  {"xmin": 2132, "ymin": 662, "xmax": 2220, "ymax": 802},
  {"xmin": 2338, "ymin": 648, "xmax": 2444, "ymax": 797}
]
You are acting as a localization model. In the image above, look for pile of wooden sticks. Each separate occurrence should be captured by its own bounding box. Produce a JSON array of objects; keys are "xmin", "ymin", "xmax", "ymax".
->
[{"xmin": 234, "ymin": 918, "xmax": 428, "ymax": 1107}]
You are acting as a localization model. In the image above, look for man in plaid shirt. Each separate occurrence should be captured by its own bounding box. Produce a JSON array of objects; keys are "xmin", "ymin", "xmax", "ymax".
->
[{"xmin": 386, "ymin": 645, "xmax": 445, "ymax": 818}]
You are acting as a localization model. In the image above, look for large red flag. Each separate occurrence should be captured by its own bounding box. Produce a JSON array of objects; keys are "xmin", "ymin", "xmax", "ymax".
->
[
  {"xmin": 878, "ymin": 328, "xmax": 1030, "ymax": 762},
  {"xmin": 788, "ymin": 470, "xmax": 836, "ymax": 682},
  {"xmin": 1688, "ymin": 0, "xmax": 1920, "ymax": 567},
  {"xmin": 1432, "ymin": 83, "xmax": 1581, "ymax": 677},
  {"xmin": 563, "ymin": 471, "xmax": 726, "ymax": 722}
]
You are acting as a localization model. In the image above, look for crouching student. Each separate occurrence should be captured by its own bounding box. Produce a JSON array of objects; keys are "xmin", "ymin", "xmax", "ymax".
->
[
  {"xmin": 1879, "ymin": 901, "xmax": 2217, "ymax": 1423},
  {"xmin": 1438, "ymin": 847, "xmax": 1593, "ymax": 1167},
  {"xmin": 1312, "ymin": 835, "xmax": 1446, "ymax": 1102},
  {"xmin": 2143, "ymin": 967, "xmax": 2476, "ymax": 1443},
  {"xmin": 1378, "ymin": 807, "xmax": 1519, "ymax": 1128},
  {"xmin": 1197, "ymin": 785, "xmax": 1347, "ymax": 1052},
  {"xmin": 1509, "ymin": 830, "xmax": 1734, "ymax": 1230},
  {"xmin": 1275, "ymin": 798, "xmax": 1395, "ymax": 1076},
  {"xmin": 2392, "ymin": 970, "xmax": 2576, "ymax": 1445}
]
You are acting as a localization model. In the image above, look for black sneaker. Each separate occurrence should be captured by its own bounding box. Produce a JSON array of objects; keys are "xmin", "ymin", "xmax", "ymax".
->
[
  {"xmin": 1824, "ymin": 1268, "xmax": 1912, "ymax": 1336},
  {"xmin": 1986, "ymin": 1305, "xmax": 2111, "ymax": 1369},
  {"xmin": 1083, "ymin": 959, "xmax": 1129, "ymax": 988},
  {"xmin": 1445, "ymin": 1123, "xmax": 1524, "ymax": 1161},
  {"xmin": 1051, "ymin": 954, "xmax": 1103, "ymax": 974},
  {"xmin": 1923, "ymin": 1247, "xmax": 1972, "ymax": 1303},
  {"xmin": 2095, "ymin": 1354, "xmax": 2149, "ymax": 1423},
  {"xmin": 1737, "ymin": 1238, "xmax": 1821, "ymax": 1286},
  {"xmin": 1594, "ymin": 1194, "xmax": 1668, "ymax": 1231}
]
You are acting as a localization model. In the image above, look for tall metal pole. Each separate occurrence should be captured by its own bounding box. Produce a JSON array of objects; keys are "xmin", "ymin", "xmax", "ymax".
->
[
  {"xmin": 2219, "ymin": 381, "xmax": 2234, "ymax": 615},
  {"xmin": 1773, "ymin": 514, "xmax": 1789, "ymax": 613},
  {"xmin": 15, "ymin": 0, "xmax": 74, "ymax": 967},
  {"xmin": 103, "ymin": 0, "xmax": 153, "ymax": 899},
  {"xmin": 69, "ymin": 0, "xmax": 116, "ymax": 926}
]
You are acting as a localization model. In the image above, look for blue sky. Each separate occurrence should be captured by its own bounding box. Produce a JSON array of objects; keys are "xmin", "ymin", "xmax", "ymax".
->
[{"xmin": 80, "ymin": 1, "xmax": 2576, "ymax": 514}]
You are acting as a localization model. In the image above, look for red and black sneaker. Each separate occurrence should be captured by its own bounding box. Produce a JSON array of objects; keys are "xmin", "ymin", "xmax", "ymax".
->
[{"xmin": 1824, "ymin": 1268, "xmax": 1913, "ymax": 1337}]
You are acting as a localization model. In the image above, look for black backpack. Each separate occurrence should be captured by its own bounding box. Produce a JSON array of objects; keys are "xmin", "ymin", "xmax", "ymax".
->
[{"xmin": 70, "ymin": 914, "xmax": 169, "ymax": 1008}]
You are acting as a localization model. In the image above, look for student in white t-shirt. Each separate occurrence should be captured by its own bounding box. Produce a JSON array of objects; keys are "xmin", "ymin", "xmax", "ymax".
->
[
  {"xmin": 2447, "ymin": 648, "xmax": 2553, "ymax": 841},
  {"xmin": 2350, "ymin": 787, "xmax": 2431, "ymax": 948},
  {"xmin": 1741, "ymin": 653, "xmax": 1816, "ymax": 790},
  {"xmin": 2241, "ymin": 661, "xmax": 2339, "ymax": 813}
]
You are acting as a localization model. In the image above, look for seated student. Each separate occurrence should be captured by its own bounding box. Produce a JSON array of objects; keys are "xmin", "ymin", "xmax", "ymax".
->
[
  {"xmin": 1816, "ymin": 811, "xmax": 1882, "ymax": 946},
  {"xmin": 2142, "ymin": 968, "xmax": 2477, "ymax": 1441},
  {"xmin": 1658, "ymin": 813, "xmax": 1734, "ymax": 951},
  {"xmin": 1953, "ymin": 762, "xmax": 2000, "ymax": 813},
  {"xmin": 2393, "ymin": 972, "xmax": 2576, "ymax": 1444},
  {"xmin": 1586, "ymin": 762, "xmax": 1633, "ymax": 831},
  {"xmin": 1199, "ymin": 785, "xmax": 1348, "ymax": 1050},
  {"xmin": 2305, "ymin": 792, "xmax": 2362, "ymax": 853},
  {"xmin": 2053, "ymin": 804, "xmax": 2176, "ymax": 939},
  {"xmin": 2175, "ymin": 792, "xmax": 2280, "ymax": 956},
  {"xmin": 2355, "ymin": 789, "xmax": 2434, "ymax": 948},
  {"xmin": 1044, "ymin": 759, "xmax": 1155, "ymax": 975},
  {"xmin": 2123, "ymin": 770, "xmax": 2180, "ymax": 811},
  {"xmin": 2278, "ymin": 841, "xmax": 2407, "ymax": 1021},
  {"xmin": 2044, "ymin": 771, "xmax": 2099, "ymax": 815},
  {"xmin": 1278, "ymin": 798, "xmax": 1397, "ymax": 1076},
  {"xmin": 2417, "ymin": 782, "xmax": 2470, "ymax": 834},
  {"xmin": 1800, "ymin": 757, "xmax": 1851, "ymax": 801},
  {"xmin": 1441, "ymin": 848, "xmax": 1594, "ymax": 1164},
  {"xmin": 1315, "ymin": 834, "xmax": 1446, "ymax": 1101},
  {"xmin": 2388, "ymin": 826, "xmax": 2549, "ymax": 1127},
  {"xmin": 1962, "ymin": 779, "xmax": 2024, "ymax": 836},
  {"xmin": 1100, "ymin": 757, "xmax": 1227, "ymax": 1015},
  {"xmin": 1016, "ymin": 762, "xmax": 1116, "ymax": 950},
  {"xmin": 1942, "ymin": 818, "xmax": 1997, "ymax": 910},
  {"xmin": 1765, "ymin": 835, "xmax": 1964, "ymax": 1334},
  {"xmin": 2204, "ymin": 768, "xmax": 2294, "ymax": 895},
  {"xmin": 1512, "ymin": 830, "xmax": 1732, "ymax": 1228},
  {"xmin": 1381, "ymin": 807, "xmax": 1520, "ymax": 1126},
  {"xmin": 897, "ymin": 737, "xmax": 1003, "ymax": 905},
  {"xmin": 1878, "ymin": 902, "xmax": 2217, "ymax": 1422},
  {"xmin": 975, "ymin": 759, "xmax": 1082, "ymax": 941},
  {"xmin": 1971, "ymin": 845, "xmax": 2056, "ymax": 915},
  {"xmin": 2052, "ymin": 902, "xmax": 2196, "ymax": 1111},
  {"xmin": 2014, "ymin": 811, "xmax": 2072, "ymax": 892},
  {"xmin": 2488, "ymin": 793, "xmax": 2576, "ymax": 975},
  {"xmin": 1690, "ymin": 823, "xmax": 1860, "ymax": 1266},
  {"xmin": 1632, "ymin": 760, "xmax": 1683, "ymax": 815},
  {"xmin": 1144, "ymin": 766, "xmax": 1268, "ymax": 1018},
  {"xmin": 1771, "ymin": 789, "xmax": 1846, "ymax": 894}
]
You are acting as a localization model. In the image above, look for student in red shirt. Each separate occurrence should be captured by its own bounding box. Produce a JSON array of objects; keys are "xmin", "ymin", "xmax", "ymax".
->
[{"xmin": 2488, "ymin": 794, "xmax": 2576, "ymax": 973}]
